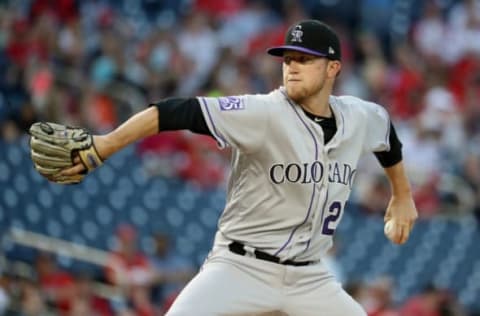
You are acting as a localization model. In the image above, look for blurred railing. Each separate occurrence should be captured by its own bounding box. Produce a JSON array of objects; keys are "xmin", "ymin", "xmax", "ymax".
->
[{"xmin": 6, "ymin": 227, "xmax": 123, "ymax": 298}]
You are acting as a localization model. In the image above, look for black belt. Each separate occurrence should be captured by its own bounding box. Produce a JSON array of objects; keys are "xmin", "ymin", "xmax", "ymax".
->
[{"xmin": 228, "ymin": 241, "xmax": 314, "ymax": 267}]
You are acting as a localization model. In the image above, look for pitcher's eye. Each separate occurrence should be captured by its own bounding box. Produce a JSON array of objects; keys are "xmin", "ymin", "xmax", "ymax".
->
[
  {"xmin": 298, "ymin": 56, "xmax": 308, "ymax": 63},
  {"xmin": 283, "ymin": 55, "xmax": 317, "ymax": 65}
]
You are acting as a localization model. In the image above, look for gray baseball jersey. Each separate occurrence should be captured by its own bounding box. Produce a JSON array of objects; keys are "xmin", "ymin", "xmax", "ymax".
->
[
  {"xmin": 167, "ymin": 87, "xmax": 389, "ymax": 315},
  {"xmin": 197, "ymin": 87, "xmax": 390, "ymax": 262}
]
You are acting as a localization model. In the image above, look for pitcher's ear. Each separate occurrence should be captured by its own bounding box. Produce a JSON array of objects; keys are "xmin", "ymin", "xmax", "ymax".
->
[{"xmin": 328, "ymin": 60, "xmax": 342, "ymax": 78}]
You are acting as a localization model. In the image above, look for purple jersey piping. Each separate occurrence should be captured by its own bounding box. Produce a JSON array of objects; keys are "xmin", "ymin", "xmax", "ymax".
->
[
  {"xmin": 199, "ymin": 97, "xmax": 228, "ymax": 147},
  {"xmin": 274, "ymin": 93, "xmax": 319, "ymax": 256},
  {"xmin": 340, "ymin": 110, "xmax": 345, "ymax": 136},
  {"xmin": 304, "ymin": 101, "xmax": 343, "ymax": 252},
  {"xmin": 304, "ymin": 190, "xmax": 329, "ymax": 252},
  {"xmin": 330, "ymin": 97, "xmax": 344, "ymax": 139},
  {"xmin": 385, "ymin": 116, "xmax": 391, "ymax": 150}
]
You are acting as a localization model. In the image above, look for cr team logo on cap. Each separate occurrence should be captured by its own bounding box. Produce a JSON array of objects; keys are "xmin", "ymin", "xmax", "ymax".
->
[{"xmin": 291, "ymin": 25, "xmax": 303, "ymax": 43}]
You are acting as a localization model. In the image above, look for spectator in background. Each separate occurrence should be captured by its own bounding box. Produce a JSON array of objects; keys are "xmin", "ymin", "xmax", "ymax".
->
[
  {"xmin": 69, "ymin": 273, "xmax": 113, "ymax": 316},
  {"xmin": 128, "ymin": 284, "xmax": 158, "ymax": 316},
  {"xmin": 35, "ymin": 252, "xmax": 75, "ymax": 314},
  {"xmin": 175, "ymin": 11, "xmax": 219, "ymax": 95},
  {"xmin": 0, "ymin": 273, "xmax": 10, "ymax": 315},
  {"xmin": 365, "ymin": 277, "xmax": 398, "ymax": 316},
  {"xmin": 355, "ymin": 31, "xmax": 389, "ymax": 105},
  {"xmin": 19, "ymin": 279, "xmax": 56, "ymax": 316},
  {"xmin": 217, "ymin": 0, "xmax": 279, "ymax": 53},
  {"xmin": 401, "ymin": 284, "xmax": 466, "ymax": 316},
  {"xmin": 463, "ymin": 147, "xmax": 480, "ymax": 222},
  {"xmin": 138, "ymin": 130, "xmax": 226, "ymax": 187},
  {"xmin": 1, "ymin": 119, "xmax": 22, "ymax": 142},
  {"xmin": 447, "ymin": 0, "xmax": 480, "ymax": 62},
  {"xmin": 105, "ymin": 224, "xmax": 154, "ymax": 289},
  {"xmin": 389, "ymin": 43, "xmax": 425, "ymax": 120},
  {"xmin": 359, "ymin": 0, "xmax": 395, "ymax": 52},
  {"xmin": 420, "ymin": 86, "xmax": 465, "ymax": 159},
  {"xmin": 0, "ymin": 62, "xmax": 37, "ymax": 141},
  {"xmin": 413, "ymin": 0, "xmax": 445, "ymax": 59},
  {"xmin": 149, "ymin": 232, "xmax": 195, "ymax": 310},
  {"xmin": 345, "ymin": 280, "xmax": 372, "ymax": 312},
  {"xmin": 357, "ymin": 174, "xmax": 391, "ymax": 216},
  {"xmin": 104, "ymin": 224, "xmax": 158, "ymax": 316},
  {"xmin": 400, "ymin": 284, "xmax": 443, "ymax": 316}
]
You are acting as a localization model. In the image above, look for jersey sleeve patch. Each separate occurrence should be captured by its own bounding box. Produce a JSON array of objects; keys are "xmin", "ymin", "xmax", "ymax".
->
[{"xmin": 218, "ymin": 96, "xmax": 245, "ymax": 111}]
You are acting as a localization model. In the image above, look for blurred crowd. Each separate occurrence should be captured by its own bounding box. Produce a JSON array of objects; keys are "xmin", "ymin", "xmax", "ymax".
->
[
  {"xmin": 0, "ymin": 226, "xmax": 474, "ymax": 316},
  {"xmin": 1, "ymin": 0, "xmax": 480, "ymax": 217},
  {"xmin": 0, "ymin": 224, "xmax": 196, "ymax": 315},
  {"xmin": 351, "ymin": 0, "xmax": 480, "ymax": 222},
  {"xmin": 346, "ymin": 277, "xmax": 468, "ymax": 316},
  {"xmin": 1, "ymin": 0, "xmax": 480, "ymax": 314},
  {"xmin": 1, "ymin": 0, "xmax": 480, "ymax": 216}
]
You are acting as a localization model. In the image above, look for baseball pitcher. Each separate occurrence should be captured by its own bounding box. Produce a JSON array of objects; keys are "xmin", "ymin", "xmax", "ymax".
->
[{"xmin": 29, "ymin": 20, "xmax": 418, "ymax": 315}]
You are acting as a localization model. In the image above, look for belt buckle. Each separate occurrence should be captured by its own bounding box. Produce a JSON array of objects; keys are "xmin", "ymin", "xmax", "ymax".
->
[{"xmin": 243, "ymin": 244, "xmax": 256, "ymax": 258}]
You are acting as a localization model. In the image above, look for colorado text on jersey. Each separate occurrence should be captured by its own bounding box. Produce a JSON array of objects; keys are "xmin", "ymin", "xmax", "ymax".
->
[{"xmin": 269, "ymin": 160, "xmax": 356, "ymax": 188}]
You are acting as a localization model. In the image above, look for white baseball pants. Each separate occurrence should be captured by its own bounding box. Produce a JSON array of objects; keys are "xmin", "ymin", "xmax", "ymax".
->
[{"xmin": 166, "ymin": 246, "xmax": 366, "ymax": 316}]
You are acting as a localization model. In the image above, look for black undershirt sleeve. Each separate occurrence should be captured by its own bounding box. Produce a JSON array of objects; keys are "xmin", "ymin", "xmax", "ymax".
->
[
  {"xmin": 373, "ymin": 122, "xmax": 403, "ymax": 168},
  {"xmin": 150, "ymin": 97, "xmax": 212, "ymax": 136}
]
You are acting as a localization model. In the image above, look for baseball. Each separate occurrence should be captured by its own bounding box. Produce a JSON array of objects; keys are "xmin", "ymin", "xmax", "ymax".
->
[{"xmin": 384, "ymin": 220, "xmax": 394, "ymax": 236}]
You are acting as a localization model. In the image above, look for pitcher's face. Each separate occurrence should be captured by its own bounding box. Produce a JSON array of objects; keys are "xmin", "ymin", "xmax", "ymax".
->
[{"xmin": 282, "ymin": 51, "xmax": 340, "ymax": 103}]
